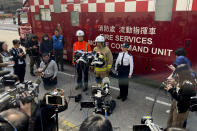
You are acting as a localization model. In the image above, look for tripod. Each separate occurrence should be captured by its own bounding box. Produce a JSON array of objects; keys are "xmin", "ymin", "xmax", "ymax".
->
[{"xmin": 55, "ymin": 107, "xmax": 59, "ymax": 131}]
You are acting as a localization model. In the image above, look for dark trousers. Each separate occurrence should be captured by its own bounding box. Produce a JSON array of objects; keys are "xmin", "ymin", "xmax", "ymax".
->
[
  {"xmin": 76, "ymin": 63, "xmax": 89, "ymax": 88},
  {"xmin": 14, "ymin": 64, "xmax": 26, "ymax": 83},
  {"xmin": 30, "ymin": 56, "xmax": 40, "ymax": 73},
  {"xmin": 42, "ymin": 76, "xmax": 57, "ymax": 87},
  {"xmin": 118, "ymin": 66, "xmax": 129, "ymax": 99},
  {"xmin": 54, "ymin": 50, "xmax": 64, "ymax": 69}
]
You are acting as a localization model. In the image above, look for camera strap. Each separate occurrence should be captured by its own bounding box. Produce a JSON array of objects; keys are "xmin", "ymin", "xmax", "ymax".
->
[
  {"xmin": 42, "ymin": 62, "xmax": 50, "ymax": 72},
  {"xmin": 36, "ymin": 62, "xmax": 49, "ymax": 78}
]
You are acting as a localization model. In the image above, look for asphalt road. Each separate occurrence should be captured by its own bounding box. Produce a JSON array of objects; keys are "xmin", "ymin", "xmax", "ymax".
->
[
  {"xmin": 25, "ymin": 60, "xmax": 197, "ymax": 131},
  {"xmin": 0, "ymin": 28, "xmax": 196, "ymax": 131},
  {"xmin": 0, "ymin": 24, "xmax": 18, "ymax": 31}
]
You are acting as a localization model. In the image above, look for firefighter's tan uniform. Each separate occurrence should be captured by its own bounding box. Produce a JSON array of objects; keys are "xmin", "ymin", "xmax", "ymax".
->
[{"xmin": 93, "ymin": 46, "xmax": 113, "ymax": 80}]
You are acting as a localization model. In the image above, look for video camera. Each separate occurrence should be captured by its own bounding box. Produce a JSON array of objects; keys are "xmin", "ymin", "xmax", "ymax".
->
[
  {"xmin": 81, "ymin": 77, "xmax": 116, "ymax": 116},
  {"xmin": 133, "ymin": 116, "xmax": 163, "ymax": 131},
  {"xmin": 0, "ymin": 80, "xmax": 41, "ymax": 111}
]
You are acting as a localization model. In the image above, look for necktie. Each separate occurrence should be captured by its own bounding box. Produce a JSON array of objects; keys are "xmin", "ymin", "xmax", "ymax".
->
[{"xmin": 121, "ymin": 53, "xmax": 125, "ymax": 66}]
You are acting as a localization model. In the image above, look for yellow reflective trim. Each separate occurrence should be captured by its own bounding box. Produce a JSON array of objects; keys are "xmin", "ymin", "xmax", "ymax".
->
[
  {"xmin": 95, "ymin": 67, "xmax": 107, "ymax": 72},
  {"xmin": 95, "ymin": 69, "xmax": 107, "ymax": 72},
  {"xmin": 107, "ymin": 65, "xmax": 112, "ymax": 68}
]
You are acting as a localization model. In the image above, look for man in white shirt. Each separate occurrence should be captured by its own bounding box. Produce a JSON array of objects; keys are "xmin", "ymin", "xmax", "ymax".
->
[{"xmin": 115, "ymin": 43, "xmax": 134, "ymax": 101}]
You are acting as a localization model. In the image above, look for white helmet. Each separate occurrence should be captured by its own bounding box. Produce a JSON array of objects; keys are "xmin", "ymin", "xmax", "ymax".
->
[
  {"xmin": 76, "ymin": 30, "xmax": 85, "ymax": 36},
  {"xmin": 95, "ymin": 35, "xmax": 105, "ymax": 42}
]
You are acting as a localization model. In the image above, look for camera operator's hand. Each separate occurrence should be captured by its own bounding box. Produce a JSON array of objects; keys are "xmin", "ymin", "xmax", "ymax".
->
[
  {"xmin": 168, "ymin": 64, "xmax": 175, "ymax": 71},
  {"xmin": 19, "ymin": 93, "xmax": 31, "ymax": 117},
  {"xmin": 54, "ymin": 88, "xmax": 64, "ymax": 96},
  {"xmin": 60, "ymin": 90, "xmax": 64, "ymax": 96},
  {"xmin": 167, "ymin": 78, "xmax": 176, "ymax": 85},
  {"xmin": 37, "ymin": 68, "xmax": 43, "ymax": 72},
  {"xmin": 165, "ymin": 84, "xmax": 173, "ymax": 91}
]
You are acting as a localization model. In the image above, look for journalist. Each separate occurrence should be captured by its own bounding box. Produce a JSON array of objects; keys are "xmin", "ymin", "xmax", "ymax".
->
[
  {"xmin": 40, "ymin": 33, "xmax": 53, "ymax": 56},
  {"xmin": 165, "ymin": 64, "xmax": 196, "ymax": 128},
  {"xmin": 79, "ymin": 114, "xmax": 113, "ymax": 131},
  {"xmin": 33, "ymin": 89, "xmax": 68, "ymax": 131},
  {"xmin": 0, "ymin": 41, "xmax": 18, "ymax": 85},
  {"xmin": 25, "ymin": 34, "xmax": 40, "ymax": 76},
  {"xmin": 10, "ymin": 39, "xmax": 26, "ymax": 83},
  {"xmin": 37, "ymin": 53, "xmax": 58, "ymax": 88},
  {"xmin": 0, "ymin": 95, "xmax": 32, "ymax": 131},
  {"xmin": 168, "ymin": 48, "xmax": 191, "ymax": 72}
]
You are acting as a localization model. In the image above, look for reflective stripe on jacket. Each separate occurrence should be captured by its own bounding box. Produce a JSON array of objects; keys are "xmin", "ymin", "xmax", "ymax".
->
[{"xmin": 93, "ymin": 46, "xmax": 113, "ymax": 72}]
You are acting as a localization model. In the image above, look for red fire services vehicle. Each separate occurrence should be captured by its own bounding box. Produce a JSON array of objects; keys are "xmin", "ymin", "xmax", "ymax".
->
[{"xmin": 16, "ymin": 0, "xmax": 197, "ymax": 80}]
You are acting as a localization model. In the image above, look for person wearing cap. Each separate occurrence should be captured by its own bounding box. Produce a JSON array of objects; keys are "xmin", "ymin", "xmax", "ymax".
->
[
  {"xmin": 10, "ymin": 39, "xmax": 26, "ymax": 83},
  {"xmin": 115, "ymin": 43, "xmax": 134, "ymax": 101},
  {"xmin": 52, "ymin": 29, "xmax": 65, "ymax": 71},
  {"xmin": 93, "ymin": 35, "xmax": 113, "ymax": 84},
  {"xmin": 25, "ymin": 34, "xmax": 41, "ymax": 76},
  {"xmin": 168, "ymin": 48, "xmax": 191, "ymax": 71},
  {"xmin": 73, "ymin": 30, "xmax": 92, "ymax": 91},
  {"xmin": 37, "ymin": 53, "xmax": 58, "ymax": 88}
]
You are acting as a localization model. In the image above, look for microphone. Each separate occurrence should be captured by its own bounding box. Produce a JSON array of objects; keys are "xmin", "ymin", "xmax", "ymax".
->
[
  {"xmin": 0, "ymin": 71, "xmax": 10, "ymax": 77},
  {"xmin": 102, "ymin": 77, "xmax": 110, "ymax": 88}
]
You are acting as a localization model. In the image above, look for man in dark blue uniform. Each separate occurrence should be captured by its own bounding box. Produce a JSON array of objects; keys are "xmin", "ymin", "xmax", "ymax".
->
[{"xmin": 52, "ymin": 29, "xmax": 65, "ymax": 71}]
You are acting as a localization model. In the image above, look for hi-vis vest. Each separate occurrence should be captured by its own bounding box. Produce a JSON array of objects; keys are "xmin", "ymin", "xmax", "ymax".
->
[
  {"xmin": 93, "ymin": 46, "xmax": 113, "ymax": 72},
  {"xmin": 72, "ymin": 41, "xmax": 91, "ymax": 64}
]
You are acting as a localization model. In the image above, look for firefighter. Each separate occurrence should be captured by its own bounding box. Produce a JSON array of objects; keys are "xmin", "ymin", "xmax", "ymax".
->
[
  {"xmin": 25, "ymin": 34, "xmax": 40, "ymax": 76},
  {"xmin": 115, "ymin": 43, "xmax": 134, "ymax": 101},
  {"xmin": 73, "ymin": 30, "xmax": 92, "ymax": 91},
  {"xmin": 93, "ymin": 35, "xmax": 113, "ymax": 84},
  {"xmin": 52, "ymin": 29, "xmax": 65, "ymax": 71}
]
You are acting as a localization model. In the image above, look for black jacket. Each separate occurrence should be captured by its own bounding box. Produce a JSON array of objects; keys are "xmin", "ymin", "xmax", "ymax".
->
[
  {"xmin": 31, "ymin": 100, "xmax": 68, "ymax": 131},
  {"xmin": 25, "ymin": 39, "xmax": 40, "ymax": 56},
  {"xmin": 9, "ymin": 48, "xmax": 26, "ymax": 67},
  {"xmin": 169, "ymin": 82, "xmax": 196, "ymax": 113},
  {"xmin": 40, "ymin": 40, "xmax": 53, "ymax": 54}
]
